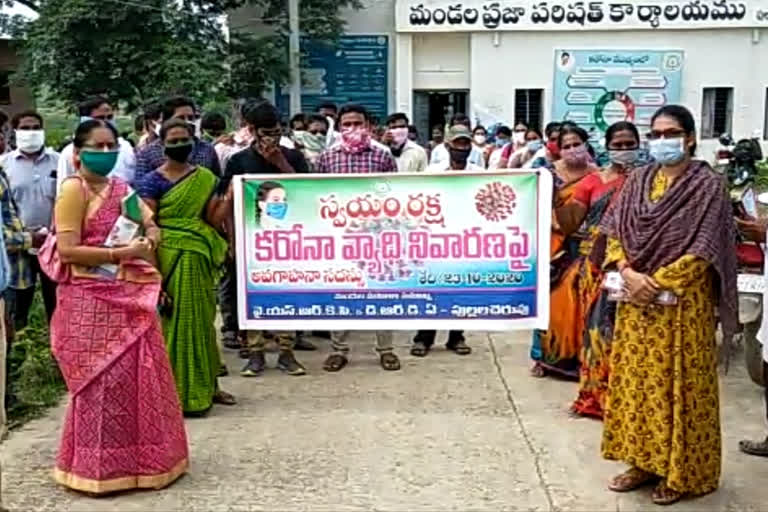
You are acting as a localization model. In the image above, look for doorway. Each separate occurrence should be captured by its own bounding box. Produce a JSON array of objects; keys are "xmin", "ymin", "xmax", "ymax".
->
[{"xmin": 412, "ymin": 90, "xmax": 468, "ymax": 145}]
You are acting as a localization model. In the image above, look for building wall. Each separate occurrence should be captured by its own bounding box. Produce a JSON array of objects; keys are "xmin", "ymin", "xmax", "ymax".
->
[{"xmin": 467, "ymin": 29, "xmax": 768, "ymax": 154}]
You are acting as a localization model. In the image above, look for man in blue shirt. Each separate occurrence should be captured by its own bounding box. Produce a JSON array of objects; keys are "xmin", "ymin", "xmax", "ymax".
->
[{"xmin": 134, "ymin": 96, "xmax": 221, "ymax": 184}]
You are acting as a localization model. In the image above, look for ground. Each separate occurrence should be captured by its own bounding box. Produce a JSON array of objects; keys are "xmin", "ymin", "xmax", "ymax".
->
[{"xmin": 2, "ymin": 330, "xmax": 768, "ymax": 512}]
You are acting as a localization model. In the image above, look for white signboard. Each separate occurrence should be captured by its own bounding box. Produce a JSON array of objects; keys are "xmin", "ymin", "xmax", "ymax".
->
[{"xmin": 395, "ymin": 0, "xmax": 768, "ymax": 31}]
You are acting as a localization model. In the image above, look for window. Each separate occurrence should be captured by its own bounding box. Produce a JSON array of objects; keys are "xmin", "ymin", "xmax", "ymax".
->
[
  {"xmin": 701, "ymin": 87, "xmax": 733, "ymax": 139},
  {"xmin": 0, "ymin": 72, "xmax": 10, "ymax": 105},
  {"xmin": 514, "ymin": 89, "xmax": 543, "ymax": 132}
]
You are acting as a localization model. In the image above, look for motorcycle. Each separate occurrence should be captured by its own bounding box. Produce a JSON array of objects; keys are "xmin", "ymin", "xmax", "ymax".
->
[{"xmin": 728, "ymin": 134, "xmax": 766, "ymax": 387}]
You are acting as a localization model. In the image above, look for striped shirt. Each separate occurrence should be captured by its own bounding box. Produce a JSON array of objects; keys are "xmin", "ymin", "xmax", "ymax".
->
[{"xmin": 315, "ymin": 145, "xmax": 397, "ymax": 174}]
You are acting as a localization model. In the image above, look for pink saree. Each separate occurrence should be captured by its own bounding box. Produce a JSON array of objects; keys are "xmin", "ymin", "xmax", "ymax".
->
[{"xmin": 50, "ymin": 178, "xmax": 188, "ymax": 494}]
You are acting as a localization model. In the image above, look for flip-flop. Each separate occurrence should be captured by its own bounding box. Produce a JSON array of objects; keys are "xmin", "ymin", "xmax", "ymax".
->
[
  {"xmin": 447, "ymin": 340, "xmax": 471, "ymax": 355},
  {"xmin": 608, "ymin": 468, "xmax": 659, "ymax": 493},
  {"xmin": 213, "ymin": 390, "xmax": 237, "ymax": 406},
  {"xmin": 380, "ymin": 352, "xmax": 401, "ymax": 371},
  {"xmin": 323, "ymin": 354, "xmax": 348, "ymax": 372},
  {"xmin": 651, "ymin": 480, "xmax": 684, "ymax": 506},
  {"xmin": 739, "ymin": 438, "xmax": 768, "ymax": 457},
  {"xmin": 410, "ymin": 342, "xmax": 430, "ymax": 357}
]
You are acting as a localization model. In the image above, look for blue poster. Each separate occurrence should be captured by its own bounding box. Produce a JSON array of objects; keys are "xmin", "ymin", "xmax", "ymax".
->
[
  {"xmin": 551, "ymin": 49, "xmax": 684, "ymax": 142},
  {"xmin": 278, "ymin": 35, "xmax": 389, "ymax": 121}
]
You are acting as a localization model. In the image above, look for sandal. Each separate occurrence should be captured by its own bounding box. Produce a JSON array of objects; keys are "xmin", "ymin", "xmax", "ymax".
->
[
  {"xmin": 447, "ymin": 340, "xmax": 471, "ymax": 355},
  {"xmin": 530, "ymin": 363, "xmax": 546, "ymax": 378},
  {"xmin": 380, "ymin": 352, "xmax": 401, "ymax": 371},
  {"xmin": 213, "ymin": 390, "xmax": 237, "ymax": 406},
  {"xmin": 608, "ymin": 467, "xmax": 658, "ymax": 493},
  {"xmin": 651, "ymin": 480, "xmax": 684, "ymax": 506},
  {"xmin": 739, "ymin": 437, "xmax": 768, "ymax": 457},
  {"xmin": 410, "ymin": 342, "xmax": 430, "ymax": 357},
  {"xmin": 323, "ymin": 354, "xmax": 348, "ymax": 372}
]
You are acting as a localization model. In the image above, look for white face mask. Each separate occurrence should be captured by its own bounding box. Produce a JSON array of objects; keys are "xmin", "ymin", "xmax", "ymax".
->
[
  {"xmin": 513, "ymin": 132, "xmax": 526, "ymax": 145},
  {"xmin": 15, "ymin": 130, "xmax": 45, "ymax": 153},
  {"xmin": 473, "ymin": 134, "xmax": 486, "ymax": 145}
]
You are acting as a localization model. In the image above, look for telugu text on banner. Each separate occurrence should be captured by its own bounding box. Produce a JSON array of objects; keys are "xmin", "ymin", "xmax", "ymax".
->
[{"xmin": 234, "ymin": 171, "xmax": 552, "ymax": 331}]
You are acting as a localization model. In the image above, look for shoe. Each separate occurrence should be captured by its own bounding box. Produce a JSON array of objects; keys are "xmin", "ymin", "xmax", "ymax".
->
[
  {"xmin": 294, "ymin": 334, "xmax": 317, "ymax": 351},
  {"xmin": 222, "ymin": 332, "xmax": 241, "ymax": 350},
  {"xmin": 240, "ymin": 351, "xmax": 266, "ymax": 377},
  {"xmin": 312, "ymin": 330, "xmax": 332, "ymax": 340},
  {"xmin": 277, "ymin": 351, "xmax": 306, "ymax": 376}
]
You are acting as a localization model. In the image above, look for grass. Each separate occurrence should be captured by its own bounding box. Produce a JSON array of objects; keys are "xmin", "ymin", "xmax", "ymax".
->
[{"xmin": 6, "ymin": 292, "xmax": 65, "ymax": 428}]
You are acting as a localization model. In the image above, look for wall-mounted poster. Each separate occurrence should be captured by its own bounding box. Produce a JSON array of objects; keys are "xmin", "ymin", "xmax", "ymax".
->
[{"xmin": 551, "ymin": 49, "xmax": 684, "ymax": 142}]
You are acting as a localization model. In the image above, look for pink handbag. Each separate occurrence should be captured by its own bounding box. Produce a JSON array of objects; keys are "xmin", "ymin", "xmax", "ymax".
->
[{"xmin": 38, "ymin": 176, "xmax": 87, "ymax": 283}]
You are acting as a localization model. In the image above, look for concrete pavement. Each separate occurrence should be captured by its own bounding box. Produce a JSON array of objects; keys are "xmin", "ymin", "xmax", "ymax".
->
[{"xmin": 2, "ymin": 330, "xmax": 768, "ymax": 511}]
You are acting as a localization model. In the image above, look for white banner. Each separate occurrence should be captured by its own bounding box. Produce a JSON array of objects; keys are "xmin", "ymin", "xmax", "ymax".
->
[{"xmin": 395, "ymin": 0, "xmax": 768, "ymax": 31}]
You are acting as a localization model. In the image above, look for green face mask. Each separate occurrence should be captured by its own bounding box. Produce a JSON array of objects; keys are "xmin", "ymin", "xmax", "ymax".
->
[{"xmin": 80, "ymin": 149, "xmax": 119, "ymax": 177}]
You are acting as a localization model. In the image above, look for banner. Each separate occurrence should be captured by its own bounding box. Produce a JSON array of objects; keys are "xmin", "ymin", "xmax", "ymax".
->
[
  {"xmin": 234, "ymin": 171, "xmax": 552, "ymax": 331},
  {"xmin": 552, "ymin": 49, "xmax": 683, "ymax": 142},
  {"xmin": 396, "ymin": 0, "xmax": 768, "ymax": 31}
]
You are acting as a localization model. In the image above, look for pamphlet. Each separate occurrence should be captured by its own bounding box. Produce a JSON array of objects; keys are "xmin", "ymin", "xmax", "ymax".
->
[
  {"xmin": 603, "ymin": 271, "xmax": 678, "ymax": 305},
  {"xmin": 96, "ymin": 191, "xmax": 143, "ymax": 277}
]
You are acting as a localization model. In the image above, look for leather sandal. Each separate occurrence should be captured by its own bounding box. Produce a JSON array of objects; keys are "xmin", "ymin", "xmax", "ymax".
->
[
  {"xmin": 380, "ymin": 352, "xmax": 401, "ymax": 371},
  {"xmin": 323, "ymin": 354, "xmax": 348, "ymax": 372},
  {"xmin": 608, "ymin": 468, "xmax": 658, "ymax": 492},
  {"xmin": 651, "ymin": 480, "xmax": 684, "ymax": 506}
]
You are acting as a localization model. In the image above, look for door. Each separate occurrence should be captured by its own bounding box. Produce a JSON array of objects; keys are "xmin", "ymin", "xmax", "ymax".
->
[{"xmin": 413, "ymin": 90, "xmax": 469, "ymax": 145}]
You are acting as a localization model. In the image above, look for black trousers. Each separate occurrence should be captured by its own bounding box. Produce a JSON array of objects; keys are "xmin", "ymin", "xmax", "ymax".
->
[
  {"xmin": 5, "ymin": 257, "xmax": 56, "ymax": 331},
  {"xmin": 218, "ymin": 258, "xmax": 239, "ymax": 338},
  {"xmin": 413, "ymin": 330, "xmax": 465, "ymax": 348}
]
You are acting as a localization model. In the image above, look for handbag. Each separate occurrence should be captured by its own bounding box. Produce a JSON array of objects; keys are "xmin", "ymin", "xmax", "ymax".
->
[{"xmin": 38, "ymin": 176, "xmax": 87, "ymax": 283}]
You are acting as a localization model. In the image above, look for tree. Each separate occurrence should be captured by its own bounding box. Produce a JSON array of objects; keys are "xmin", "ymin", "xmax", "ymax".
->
[{"xmin": 0, "ymin": 0, "xmax": 362, "ymax": 110}]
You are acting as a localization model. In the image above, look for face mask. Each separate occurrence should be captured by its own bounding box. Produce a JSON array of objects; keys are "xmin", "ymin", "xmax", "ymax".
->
[
  {"xmin": 266, "ymin": 202, "xmax": 287, "ymax": 220},
  {"xmin": 513, "ymin": 132, "xmax": 525, "ymax": 145},
  {"xmin": 292, "ymin": 130, "xmax": 306, "ymax": 139},
  {"xmin": 80, "ymin": 149, "xmax": 118, "ymax": 176},
  {"xmin": 609, "ymin": 149, "xmax": 639, "ymax": 167},
  {"xmin": 340, "ymin": 127, "xmax": 371, "ymax": 153},
  {"xmin": 296, "ymin": 131, "xmax": 326, "ymax": 153},
  {"xmin": 390, "ymin": 127, "xmax": 409, "ymax": 146},
  {"xmin": 527, "ymin": 139, "xmax": 544, "ymax": 153},
  {"xmin": 165, "ymin": 142, "xmax": 194, "ymax": 163},
  {"xmin": 15, "ymin": 130, "xmax": 45, "ymax": 153},
  {"xmin": 449, "ymin": 147, "xmax": 471, "ymax": 167},
  {"xmin": 192, "ymin": 119, "xmax": 201, "ymax": 138},
  {"xmin": 561, "ymin": 145, "xmax": 589, "ymax": 166},
  {"xmin": 649, "ymin": 137, "xmax": 686, "ymax": 166},
  {"xmin": 153, "ymin": 122, "xmax": 161, "ymax": 136},
  {"xmin": 495, "ymin": 138, "xmax": 508, "ymax": 148},
  {"xmin": 473, "ymin": 134, "xmax": 486, "ymax": 145},
  {"xmin": 546, "ymin": 140, "xmax": 561, "ymax": 159}
]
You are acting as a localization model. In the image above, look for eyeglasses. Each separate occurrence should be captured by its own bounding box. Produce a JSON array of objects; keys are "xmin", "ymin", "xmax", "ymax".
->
[{"xmin": 647, "ymin": 129, "xmax": 686, "ymax": 140}]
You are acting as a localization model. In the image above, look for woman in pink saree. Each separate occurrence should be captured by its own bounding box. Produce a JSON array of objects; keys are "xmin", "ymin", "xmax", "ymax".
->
[{"xmin": 46, "ymin": 119, "xmax": 188, "ymax": 494}]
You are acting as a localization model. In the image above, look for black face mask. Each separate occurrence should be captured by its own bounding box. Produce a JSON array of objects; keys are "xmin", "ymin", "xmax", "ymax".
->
[
  {"xmin": 165, "ymin": 143, "xmax": 194, "ymax": 163},
  {"xmin": 449, "ymin": 147, "xmax": 471, "ymax": 167}
]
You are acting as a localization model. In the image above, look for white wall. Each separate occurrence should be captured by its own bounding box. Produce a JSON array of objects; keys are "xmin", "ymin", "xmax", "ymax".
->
[{"xmin": 466, "ymin": 29, "xmax": 768, "ymax": 155}]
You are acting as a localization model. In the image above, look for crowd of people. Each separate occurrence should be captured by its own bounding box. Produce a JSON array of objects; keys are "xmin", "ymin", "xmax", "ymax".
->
[{"xmin": 0, "ymin": 93, "xmax": 765, "ymax": 506}]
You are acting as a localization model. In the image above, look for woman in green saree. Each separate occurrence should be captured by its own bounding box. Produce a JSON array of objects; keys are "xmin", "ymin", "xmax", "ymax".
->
[{"xmin": 137, "ymin": 118, "xmax": 235, "ymax": 415}]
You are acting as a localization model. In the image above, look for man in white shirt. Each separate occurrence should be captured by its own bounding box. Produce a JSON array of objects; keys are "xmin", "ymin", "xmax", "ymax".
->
[
  {"xmin": 57, "ymin": 96, "xmax": 136, "ymax": 192},
  {"xmin": 427, "ymin": 125, "xmax": 486, "ymax": 172},
  {"xmin": 429, "ymin": 113, "xmax": 485, "ymax": 169},
  {"xmin": 736, "ymin": 217, "xmax": 768, "ymax": 456},
  {"xmin": 383, "ymin": 112, "xmax": 427, "ymax": 173}
]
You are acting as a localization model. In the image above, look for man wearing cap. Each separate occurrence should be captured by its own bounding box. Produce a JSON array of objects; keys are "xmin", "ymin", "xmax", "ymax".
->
[
  {"xmin": 426, "ymin": 126, "xmax": 486, "ymax": 172},
  {"xmin": 413, "ymin": 125, "xmax": 477, "ymax": 357}
]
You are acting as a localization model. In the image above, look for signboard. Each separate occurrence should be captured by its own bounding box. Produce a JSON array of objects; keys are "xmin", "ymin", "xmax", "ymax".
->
[
  {"xmin": 234, "ymin": 171, "xmax": 552, "ymax": 331},
  {"xmin": 395, "ymin": 0, "xmax": 768, "ymax": 31},
  {"xmin": 277, "ymin": 35, "xmax": 389, "ymax": 121},
  {"xmin": 551, "ymin": 49, "xmax": 683, "ymax": 141}
]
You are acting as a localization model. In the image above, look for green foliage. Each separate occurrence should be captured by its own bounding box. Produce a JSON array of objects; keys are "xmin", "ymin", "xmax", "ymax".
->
[
  {"xmin": 4, "ymin": 0, "xmax": 363, "ymax": 109},
  {"xmin": 7, "ymin": 292, "xmax": 65, "ymax": 427}
]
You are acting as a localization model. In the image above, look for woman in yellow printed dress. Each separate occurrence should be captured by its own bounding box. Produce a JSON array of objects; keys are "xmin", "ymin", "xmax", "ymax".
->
[{"xmin": 599, "ymin": 105, "xmax": 737, "ymax": 505}]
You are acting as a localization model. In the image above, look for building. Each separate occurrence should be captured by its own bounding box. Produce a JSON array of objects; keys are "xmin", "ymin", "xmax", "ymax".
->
[
  {"xmin": 0, "ymin": 39, "xmax": 34, "ymax": 120},
  {"xmin": 273, "ymin": 0, "xmax": 768, "ymax": 155}
]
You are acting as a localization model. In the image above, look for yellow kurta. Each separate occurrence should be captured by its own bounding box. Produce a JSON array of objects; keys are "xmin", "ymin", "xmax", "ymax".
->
[{"xmin": 601, "ymin": 170, "xmax": 721, "ymax": 495}]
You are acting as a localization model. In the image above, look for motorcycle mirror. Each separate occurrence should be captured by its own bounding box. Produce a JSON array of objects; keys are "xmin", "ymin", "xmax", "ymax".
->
[{"xmin": 757, "ymin": 192, "xmax": 768, "ymax": 206}]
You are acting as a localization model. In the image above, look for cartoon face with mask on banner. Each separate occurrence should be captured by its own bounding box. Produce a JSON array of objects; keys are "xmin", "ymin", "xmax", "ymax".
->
[{"xmin": 256, "ymin": 180, "xmax": 288, "ymax": 230}]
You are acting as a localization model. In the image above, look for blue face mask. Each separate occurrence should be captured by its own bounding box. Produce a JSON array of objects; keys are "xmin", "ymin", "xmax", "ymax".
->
[
  {"xmin": 649, "ymin": 137, "xmax": 686, "ymax": 166},
  {"xmin": 495, "ymin": 138, "xmax": 508, "ymax": 148},
  {"xmin": 266, "ymin": 202, "xmax": 287, "ymax": 220},
  {"xmin": 526, "ymin": 139, "xmax": 543, "ymax": 153}
]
